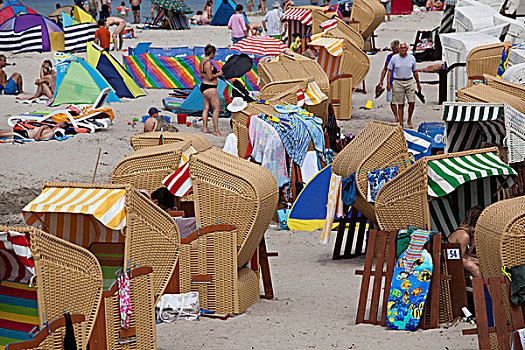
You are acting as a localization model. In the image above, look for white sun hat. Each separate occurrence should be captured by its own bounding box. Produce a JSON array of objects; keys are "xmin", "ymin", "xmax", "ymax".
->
[{"xmin": 227, "ymin": 97, "xmax": 248, "ymax": 113}]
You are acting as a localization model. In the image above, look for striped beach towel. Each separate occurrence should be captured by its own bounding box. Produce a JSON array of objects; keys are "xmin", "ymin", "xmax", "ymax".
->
[
  {"xmin": 0, "ymin": 280, "xmax": 39, "ymax": 349},
  {"xmin": 162, "ymin": 145, "xmax": 197, "ymax": 197},
  {"xmin": 319, "ymin": 19, "xmax": 338, "ymax": 32},
  {"xmin": 304, "ymin": 81, "xmax": 328, "ymax": 105},
  {"xmin": 0, "ymin": 231, "xmax": 34, "ymax": 284},
  {"xmin": 401, "ymin": 227, "xmax": 432, "ymax": 273}
]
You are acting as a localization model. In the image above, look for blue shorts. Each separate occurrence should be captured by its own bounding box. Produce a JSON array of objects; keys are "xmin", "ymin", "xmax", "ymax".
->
[
  {"xmin": 382, "ymin": 1, "xmax": 391, "ymax": 14},
  {"xmin": 386, "ymin": 89, "xmax": 392, "ymax": 103},
  {"xmin": 232, "ymin": 36, "xmax": 246, "ymax": 44},
  {"xmin": 3, "ymin": 77, "xmax": 18, "ymax": 95}
]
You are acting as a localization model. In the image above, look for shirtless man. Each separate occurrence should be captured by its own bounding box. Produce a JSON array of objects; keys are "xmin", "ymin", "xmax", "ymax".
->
[
  {"xmin": 0, "ymin": 122, "xmax": 68, "ymax": 140},
  {"xmin": 143, "ymin": 107, "xmax": 159, "ymax": 133},
  {"xmin": 106, "ymin": 17, "xmax": 126, "ymax": 51},
  {"xmin": 0, "ymin": 55, "xmax": 23, "ymax": 95},
  {"xmin": 17, "ymin": 60, "xmax": 56, "ymax": 101},
  {"xmin": 130, "ymin": 0, "xmax": 141, "ymax": 24}
]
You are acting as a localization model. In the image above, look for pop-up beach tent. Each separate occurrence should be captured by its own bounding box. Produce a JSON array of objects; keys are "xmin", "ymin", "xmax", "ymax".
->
[
  {"xmin": 177, "ymin": 79, "xmax": 229, "ymax": 115},
  {"xmin": 209, "ymin": 0, "xmax": 249, "ymax": 26},
  {"xmin": 0, "ymin": 0, "xmax": 37, "ymax": 25},
  {"xmin": 63, "ymin": 6, "xmax": 97, "ymax": 52},
  {"xmin": 0, "ymin": 14, "xmax": 64, "ymax": 53},
  {"xmin": 52, "ymin": 52, "xmax": 121, "ymax": 106},
  {"xmin": 87, "ymin": 42, "xmax": 145, "ymax": 99}
]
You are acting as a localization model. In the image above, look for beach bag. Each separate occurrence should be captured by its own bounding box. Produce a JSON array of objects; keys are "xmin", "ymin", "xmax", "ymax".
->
[{"xmin": 277, "ymin": 208, "xmax": 290, "ymax": 230}]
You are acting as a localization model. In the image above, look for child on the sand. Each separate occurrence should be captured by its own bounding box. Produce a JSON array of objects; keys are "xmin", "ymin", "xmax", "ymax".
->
[{"xmin": 143, "ymin": 107, "xmax": 159, "ymax": 133}]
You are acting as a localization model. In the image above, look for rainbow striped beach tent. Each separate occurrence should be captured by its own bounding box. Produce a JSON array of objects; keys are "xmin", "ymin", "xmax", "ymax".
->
[{"xmin": 123, "ymin": 52, "xmax": 260, "ymax": 91}]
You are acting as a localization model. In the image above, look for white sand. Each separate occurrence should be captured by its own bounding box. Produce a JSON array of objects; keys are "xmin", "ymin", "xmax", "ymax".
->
[{"xmin": 0, "ymin": 10, "xmax": 477, "ymax": 349}]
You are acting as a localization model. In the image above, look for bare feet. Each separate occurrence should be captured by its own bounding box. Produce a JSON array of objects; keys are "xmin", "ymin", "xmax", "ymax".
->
[
  {"xmin": 394, "ymin": 118, "xmax": 399, "ymax": 123},
  {"xmin": 407, "ymin": 123, "xmax": 413, "ymax": 129},
  {"xmin": 213, "ymin": 131, "xmax": 224, "ymax": 137},
  {"xmin": 203, "ymin": 128, "xmax": 211, "ymax": 134}
]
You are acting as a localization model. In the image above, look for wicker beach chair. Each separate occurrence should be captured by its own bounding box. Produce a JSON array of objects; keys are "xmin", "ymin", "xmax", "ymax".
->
[
  {"xmin": 129, "ymin": 131, "xmax": 212, "ymax": 152},
  {"xmin": 474, "ymin": 196, "xmax": 525, "ymax": 350},
  {"xmin": 466, "ymin": 42, "xmax": 506, "ymax": 86},
  {"xmin": 178, "ymin": 147, "xmax": 279, "ymax": 313},
  {"xmin": 457, "ymin": 83, "xmax": 525, "ymax": 114},
  {"xmin": 350, "ymin": 0, "xmax": 385, "ymax": 39},
  {"xmin": 258, "ymin": 59, "xmax": 330, "ymax": 123},
  {"xmin": 307, "ymin": 6, "xmax": 364, "ymax": 48},
  {"xmin": 375, "ymin": 148, "xmax": 516, "ymax": 324},
  {"xmin": 332, "ymin": 121, "xmax": 410, "ymax": 223},
  {"xmin": 0, "ymin": 226, "xmax": 102, "ymax": 350},
  {"xmin": 21, "ymin": 183, "xmax": 175, "ymax": 348},
  {"xmin": 111, "ymin": 142, "xmax": 191, "ymax": 193},
  {"xmin": 484, "ymin": 74, "xmax": 525, "ymax": 100}
]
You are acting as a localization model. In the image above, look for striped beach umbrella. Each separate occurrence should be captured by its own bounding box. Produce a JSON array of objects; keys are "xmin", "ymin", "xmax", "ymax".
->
[
  {"xmin": 0, "ymin": 0, "xmax": 37, "ymax": 25},
  {"xmin": 231, "ymin": 36, "xmax": 287, "ymax": 57}
]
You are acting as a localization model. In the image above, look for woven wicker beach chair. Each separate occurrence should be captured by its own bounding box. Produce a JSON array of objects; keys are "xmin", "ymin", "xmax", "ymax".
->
[
  {"xmin": 21, "ymin": 183, "xmax": 174, "ymax": 348},
  {"xmin": 111, "ymin": 142, "xmax": 191, "ymax": 193},
  {"xmin": 457, "ymin": 83, "xmax": 525, "ymax": 114},
  {"xmin": 258, "ymin": 59, "xmax": 330, "ymax": 123},
  {"xmin": 375, "ymin": 147, "xmax": 516, "ymax": 237},
  {"xmin": 466, "ymin": 42, "xmax": 506, "ymax": 86},
  {"xmin": 129, "ymin": 131, "xmax": 212, "ymax": 152},
  {"xmin": 484, "ymin": 74, "xmax": 525, "ymax": 100},
  {"xmin": 0, "ymin": 226, "xmax": 102, "ymax": 350},
  {"xmin": 350, "ymin": 0, "xmax": 385, "ymax": 39},
  {"xmin": 375, "ymin": 148, "xmax": 517, "ymax": 325},
  {"xmin": 331, "ymin": 121, "xmax": 410, "ymax": 223},
  {"xmin": 178, "ymin": 147, "xmax": 279, "ymax": 313},
  {"xmin": 307, "ymin": 6, "xmax": 364, "ymax": 48},
  {"xmin": 474, "ymin": 196, "xmax": 525, "ymax": 350}
]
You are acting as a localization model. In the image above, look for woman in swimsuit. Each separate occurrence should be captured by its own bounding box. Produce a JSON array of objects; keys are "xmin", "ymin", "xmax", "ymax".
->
[
  {"xmin": 199, "ymin": 44, "xmax": 223, "ymax": 136},
  {"xmin": 448, "ymin": 206, "xmax": 483, "ymax": 279}
]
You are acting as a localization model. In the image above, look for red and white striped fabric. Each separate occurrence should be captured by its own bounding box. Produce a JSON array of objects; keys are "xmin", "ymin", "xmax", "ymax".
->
[
  {"xmin": 0, "ymin": 231, "xmax": 34, "ymax": 283},
  {"xmin": 317, "ymin": 48, "xmax": 341, "ymax": 80},
  {"xmin": 162, "ymin": 145, "xmax": 197, "ymax": 197},
  {"xmin": 296, "ymin": 88, "xmax": 305, "ymax": 107},
  {"xmin": 231, "ymin": 36, "xmax": 287, "ymax": 56},
  {"xmin": 319, "ymin": 19, "xmax": 338, "ymax": 32},
  {"xmin": 284, "ymin": 19, "xmax": 312, "ymax": 46},
  {"xmin": 282, "ymin": 8, "xmax": 312, "ymax": 25}
]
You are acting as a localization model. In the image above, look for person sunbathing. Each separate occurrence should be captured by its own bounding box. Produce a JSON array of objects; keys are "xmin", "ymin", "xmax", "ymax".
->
[
  {"xmin": 0, "ymin": 122, "xmax": 68, "ymax": 141},
  {"xmin": 0, "ymin": 55, "xmax": 23, "ymax": 95},
  {"xmin": 17, "ymin": 60, "xmax": 56, "ymax": 101},
  {"xmin": 190, "ymin": 11, "xmax": 206, "ymax": 24},
  {"xmin": 448, "ymin": 206, "xmax": 483, "ymax": 279}
]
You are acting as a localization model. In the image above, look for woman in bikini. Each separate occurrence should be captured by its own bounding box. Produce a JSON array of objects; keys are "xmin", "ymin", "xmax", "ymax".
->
[
  {"xmin": 199, "ymin": 44, "xmax": 223, "ymax": 136},
  {"xmin": 448, "ymin": 206, "xmax": 484, "ymax": 279}
]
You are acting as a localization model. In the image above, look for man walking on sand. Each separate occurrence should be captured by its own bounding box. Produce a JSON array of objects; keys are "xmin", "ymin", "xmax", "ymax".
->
[
  {"xmin": 130, "ymin": 0, "xmax": 141, "ymax": 24},
  {"xmin": 386, "ymin": 42, "xmax": 421, "ymax": 129},
  {"xmin": 262, "ymin": 2, "xmax": 283, "ymax": 39}
]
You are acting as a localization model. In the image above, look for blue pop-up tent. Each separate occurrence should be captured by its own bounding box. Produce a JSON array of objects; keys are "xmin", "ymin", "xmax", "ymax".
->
[
  {"xmin": 209, "ymin": 0, "xmax": 249, "ymax": 26},
  {"xmin": 176, "ymin": 79, "xmax": 228, "ymax": 115}
]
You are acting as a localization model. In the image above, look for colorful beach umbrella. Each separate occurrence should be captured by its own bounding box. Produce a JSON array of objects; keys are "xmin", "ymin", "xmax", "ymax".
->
[
  {"xmin": 0, "ymin": 0, "xmax": 37, "ymax": 25},
  {"xmin": 231, "ymin": 36, "xmax": 287, "ymax": 57},
  {"xmin": 151, "ymin": 0, "xmax": 193, "ymax": 14}
]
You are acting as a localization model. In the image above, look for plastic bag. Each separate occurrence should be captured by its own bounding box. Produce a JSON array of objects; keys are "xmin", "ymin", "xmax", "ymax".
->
[{"xmin": 155, "ymin": 292, "xmax": 200, "ymax": 322}]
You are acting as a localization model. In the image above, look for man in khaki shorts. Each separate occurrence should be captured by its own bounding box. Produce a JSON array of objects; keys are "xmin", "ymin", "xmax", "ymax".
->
[{"xmin": 386, "ymin": 42, "xmax": 421, "ymax": 129}]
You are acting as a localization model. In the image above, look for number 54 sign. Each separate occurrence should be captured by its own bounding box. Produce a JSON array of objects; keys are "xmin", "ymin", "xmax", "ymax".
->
[{"xmin": 446, "ymin": 248, "xmax": 461, "ymax": 260}]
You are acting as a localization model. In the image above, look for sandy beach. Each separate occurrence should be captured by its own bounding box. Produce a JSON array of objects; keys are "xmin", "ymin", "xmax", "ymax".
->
[{"xmin": 0, "ymin": 10, "xmax": 477, "ymax": 349}]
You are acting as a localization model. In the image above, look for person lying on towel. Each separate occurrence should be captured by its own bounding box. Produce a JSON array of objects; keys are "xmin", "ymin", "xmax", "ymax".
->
[
  {"xmin": 0, "ymin": 55, "xmax": 23, "ymax": 95},
  {"xmin": 0, "ymin": 122, "xmax": 69, "ymax": 141}
]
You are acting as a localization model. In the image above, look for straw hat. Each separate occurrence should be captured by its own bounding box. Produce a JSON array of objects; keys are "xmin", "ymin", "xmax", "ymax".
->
[{"xmin": 227, "ymin": 97, "xmax": 248, "ymax": 113}]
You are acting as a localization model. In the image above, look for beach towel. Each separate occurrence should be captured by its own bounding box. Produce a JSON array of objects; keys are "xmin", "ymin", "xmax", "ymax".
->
[
  {"xmin": 320, "ymin": 173, "xmax": 342, "ymax": 244},
  {"xmin": 497, "ymin": 44, "xmax": 525, "ymax": 78},
  {"xmin": 367, "ymin": 166, "xmax": 399, "ymax": 202}
]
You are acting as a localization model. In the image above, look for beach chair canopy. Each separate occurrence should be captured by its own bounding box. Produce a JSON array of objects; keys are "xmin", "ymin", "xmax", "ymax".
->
[
  {"xmin": 87, "ymin": 42, "xmax": 145, "ymax": 99},
  {"xmin": 52, "ymin": 52, "xmax": 121, "ymax": 107},
  {"xmin": 442, "ymin": 102, "xmax": 525, "ymax": 164},
  {"xmin": 22, "ymin": 182, "xmax": 180, "ymax": 299},
  {"xmin": 0, "ymin": 226, "xmax": 103, "ymax": 349},
  {"xmin": 0, "ymin": 14, "xmax": 64, "ymax": 53},
  {"xmin": 375, "ymin": 148, "xmax": 516, "ymax": 237}
]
